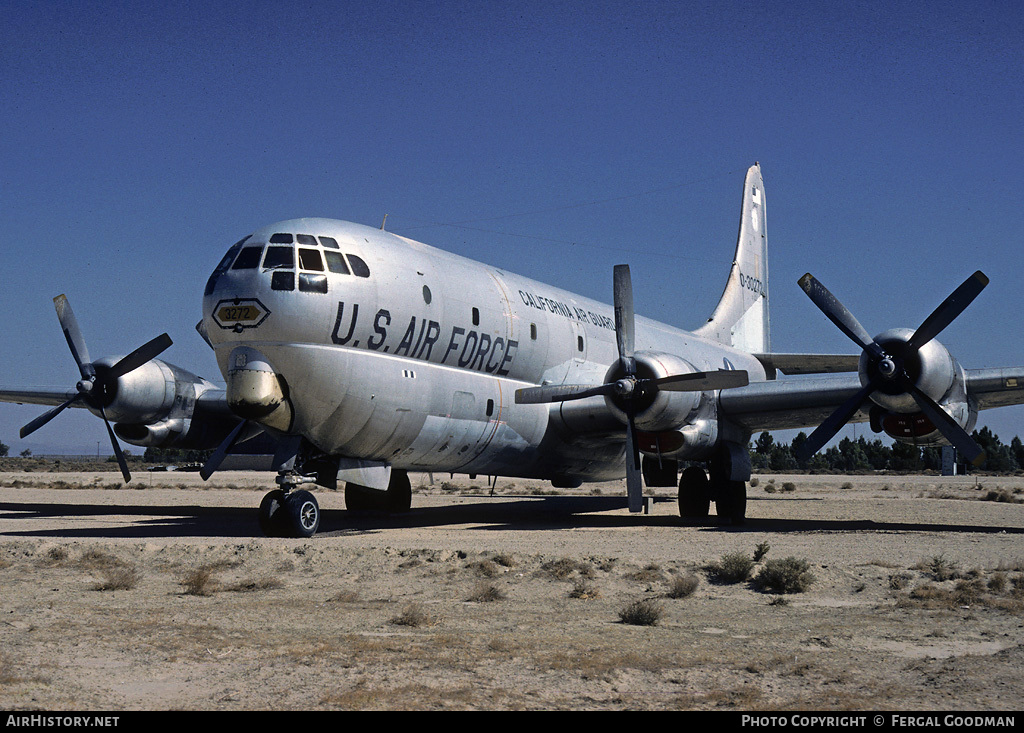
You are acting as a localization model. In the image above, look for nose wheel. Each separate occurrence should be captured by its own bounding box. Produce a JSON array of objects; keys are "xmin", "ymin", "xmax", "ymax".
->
[{"xmin": 258, "ymin": 472, "xmax": 321, "ymax": 538}]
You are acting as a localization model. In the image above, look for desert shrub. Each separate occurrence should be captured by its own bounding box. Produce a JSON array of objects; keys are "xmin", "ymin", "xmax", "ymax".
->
[
  {"xmin": 618, "ymin": 599, "xmax": 662, "ymax": 626},
  {"xmin": 781, "ymin": 482, "xmax": 796, "ymax": 493},
  {"xmin": 92, "ymin": 566, "xmax": 140, "ymax": 591},
  {"xmin": 754, "ymin": 542, "xmax": 771, "ymax": 562},
  {"xmin": 181, "ymin": 566, "xmax": 219, "ymax": 596},
  {"xmin": 667, "ymin": 572, "xmax": 699, "ymax": 598},
  {"xmin": 755, "ymin": 557, "xmax": 814, "ymax": 594},
  {"xmin": 709, "ymin": 552, "xmax": 755, "ymax": 584},
  {"xmin": 390, "ymin": 603, "xmax": 439, "ymax": 628},
  {"xmin": 467, "ymin": 582, "xmax": 505, "ymax": 602},
  {"xmin": 568, "ymin": 580, "xmax": 600, "ymax": 599}
]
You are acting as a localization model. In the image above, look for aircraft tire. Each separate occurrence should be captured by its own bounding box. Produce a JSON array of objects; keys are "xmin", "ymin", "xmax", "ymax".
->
[
  {"xmin": 386, "ymin": 471, "xmax": 412, "ymax": 513},
  {"xmin": 258, "ymin": 489, "xmax": 287, "ymax": 537},
  {"xmin": 678, "ymin": 466, "xmax": 711, "ymax": 518},
  {"xmin": 716, "ymin": 481, "xmax": 747, "ymax": 526},
  {"xmin": 282, "ymin": 489, "xmax": 320, "ymax": 538},
  {"xmin": 345, "ymin": 483, "xmax": 375, "ymax": 512}
]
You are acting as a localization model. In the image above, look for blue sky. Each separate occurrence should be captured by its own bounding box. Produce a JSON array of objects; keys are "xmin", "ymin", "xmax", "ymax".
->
[{"xmin": 1, "ymin": 0, "xmax": 1022, "ymax": 456}]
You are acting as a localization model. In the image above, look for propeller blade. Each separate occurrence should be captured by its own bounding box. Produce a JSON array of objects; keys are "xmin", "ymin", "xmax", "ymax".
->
[
  {"xmin": 107, "ymin": 333, "xmax": 173, "ymax": 380},
  {"xmin": 201, "ymin": 419, "xmax": 249, "ymax": 481},
  {"xmin": 798, "ymin": 274, "xmax": 884, "ymax": 360},
  {"xmin": 797, "ymin": 382, "xmax": 877, "ymax": 461},
  {"xmin": 906, "ymin": 271, "xmax": 988, "ymax": 353},
  {"xmin": 19, "ymin": 394, "xmax": 82, "ymax": 439},
  {"xmin": 515, "ymin": 383, "xmax": 614, "ymax": 404},
  {"xmin": 654, "ymin": 369, "xmax": 749, "ymax": 392},
  {"xmin": 53, "ymin": 294, "xmax": 93, "ymax": 379},
  {"xmin": 624, "ymin": 413, "xmax": 643, "ymax": 513},
  {"xmin": 101, "ymin": 408, "xmax": 131, "ymax": 483},
  {"xmin": 908, "ymin": 386, "xmax": 986, "ymax": 466},
  {"xmin": 613, "ymin": 265, "xmax": 635, "ymax": 372}
]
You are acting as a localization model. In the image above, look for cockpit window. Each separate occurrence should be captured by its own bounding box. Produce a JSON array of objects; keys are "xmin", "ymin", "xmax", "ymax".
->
[
  {"xmin": 347, "ymin": 254, "xmax": 371, "ymax": 278},
  {"xmin": 298, "ymin": 248, "xmax": 324, "ymax": 271},
  {"xmin": 269, "ymin": 233, "xmax": 293, "ymax": 244},
  {"xmin": 263, "ymin": 246, "xmax": 294, "ymax": 270},
  {"xmin": 205, "ymin": 236, "xmax": 250, "ymax": 295},
  {"xmin": 319, "ymin": 236, "xmax": 339, "ymax": 249},
  {"xmin": 231, "ymin": 245, "xmax": 264, "ymax": 269},
  {"xmin": 324, "ymin": 251, "xmax": 349, "ymax": 274},
  {"xmin": 296, "ymin": 234, "xmax": 317, "ymax": 245}
]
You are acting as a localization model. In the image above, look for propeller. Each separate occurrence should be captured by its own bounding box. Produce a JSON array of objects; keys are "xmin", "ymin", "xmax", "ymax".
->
[
  {"xmin": 515, "ymin": 265, "xmax": 749, "ymax": 511},
  {"xmin": 20, "ymin": 295, "xmax": 173, "ymax": 482},
  {"xmin": 200, "ymin": 418, "xmax": 259, "ymax": 480},
  {"xmin": 796, "ymin": 271, "xmax": 988, "ymax": 466}
]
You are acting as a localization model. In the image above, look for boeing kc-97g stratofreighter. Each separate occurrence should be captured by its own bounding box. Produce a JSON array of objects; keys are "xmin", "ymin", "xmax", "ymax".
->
[{"xmin": 4, "ymin": 164, "xmax": 1024, "ymax": 537}]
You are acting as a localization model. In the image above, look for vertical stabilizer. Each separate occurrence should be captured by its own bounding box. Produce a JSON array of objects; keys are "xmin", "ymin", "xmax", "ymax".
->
[{"xmin": 694, "ymin": 163, "xmax": 769, "ymax": 353}]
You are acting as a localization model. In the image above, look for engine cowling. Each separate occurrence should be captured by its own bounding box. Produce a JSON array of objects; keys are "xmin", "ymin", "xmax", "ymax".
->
[
  {"xmin": 89, "ymin": 357, "xmax": 224, "ymax": 448},
  {"xmin": 603, "ymin": 352, "xmax": 703, "ymax": 432},
  {"xmin": 863, "ymin": 331, "xmax": 976, "ymax": 447}
]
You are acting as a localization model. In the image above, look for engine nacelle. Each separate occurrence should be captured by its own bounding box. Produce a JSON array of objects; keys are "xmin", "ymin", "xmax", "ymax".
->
[
  {"xmin": 603, "ymin": 351, "xmax": 703, "ymax": 432},
  {"xmin": 861, "ymin": 328, "xmax": 955, "ymax": 413},
  {"xmin": 85, "ymin": 356, "xmax": 224, "ymax": 449},
  {"xmin": 861, "ymin": 330, "xmax": 977, "ymax": 447}
]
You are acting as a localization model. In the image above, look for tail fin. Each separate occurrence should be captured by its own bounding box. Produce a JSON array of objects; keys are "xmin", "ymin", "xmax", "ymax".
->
[{"xmin": 694, "ymin": 163, "xmax": 769, "ymax": 353}]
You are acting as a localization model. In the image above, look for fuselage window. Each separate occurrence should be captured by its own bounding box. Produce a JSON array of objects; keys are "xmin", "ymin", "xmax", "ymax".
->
[
  {"xmin": 472, "ymin": 307, "xmax": 480, "ymax": 326},
  {"xmin": 577, "ymin": 335, "xmax": 584, "ymax": 352},
  {"xmin": 530, "ymin": 323, "xmax": 537, "ymax": 340},
  {"xmin": 296, "ymin": 234, "xmax": 317, "ymax": 246},
  {"xmin": 324, "ymin": 251, "xmax": 350, "ymax": 275},
  {"xmin": 231, "ymin": 246, "xmax": 264, "ymax": 269},
  {"xmin": 269, "ymin": 233, "xmax": 293, "ymax": 244},
  {"xmin": 299, "ymin": 273, "xmax": 328, "ymax": 293},
  {"xmin": 298, "ymin": 248, "xmax": 324, "ymax": 271},
  {"xmin": 486, "ymin": 399, "xmax": 494, "ymax": 417},
  {"xmin": 319, "ymin": 236, "xmax": 339, "ymax": 249},
  {"xmin": 263, "ymin": 246, "xmax": 294, "ymax": 270},
  {"xmin": 347, "ymin": 254, "xmax": 371, "ymax": 278},
  {"xmin": 422, "ymin": 285, "xmax": 432, "ymax": 304},
  {"xmin": 271, "ymin": 271, "xmax": 295, "ymax": 291}
]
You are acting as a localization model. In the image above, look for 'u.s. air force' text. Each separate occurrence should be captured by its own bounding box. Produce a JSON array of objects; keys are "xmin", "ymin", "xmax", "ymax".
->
[{"xmin": 331, "ymin": 302, "xmax": 517, "ymax": 375}]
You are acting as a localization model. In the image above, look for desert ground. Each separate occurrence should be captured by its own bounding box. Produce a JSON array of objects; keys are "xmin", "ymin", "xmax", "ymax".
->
[{"xmin": 1, "ymin": 463, "xmax": 1023, "ymax": 711}]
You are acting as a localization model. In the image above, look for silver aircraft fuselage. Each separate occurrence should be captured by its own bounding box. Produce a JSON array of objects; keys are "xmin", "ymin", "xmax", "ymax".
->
[{"xmin": 201, "ymin": 218, "xmax": 766, "ymax": 482}]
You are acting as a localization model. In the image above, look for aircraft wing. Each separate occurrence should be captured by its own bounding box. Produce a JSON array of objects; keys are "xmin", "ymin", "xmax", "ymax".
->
[
  {"xmin": 0, "ymin": 387, "xmax": 79, "ymax": 408},
  {"xmin": 719, "ymin": 367, "xmax": 1024, "ymax": 433},
  {"xmin": 753, "ymin": 353, "xmax": 860, "ymax": 376}
]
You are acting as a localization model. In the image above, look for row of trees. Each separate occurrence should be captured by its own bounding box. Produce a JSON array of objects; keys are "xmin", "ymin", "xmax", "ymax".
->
[
  {"xmin": 751, "ymin": 427, "xmax": 1024, "ymax": 473},
  {"xmin": 4, "ymin": 427, "xmax": 1024, "ymax": 474}
]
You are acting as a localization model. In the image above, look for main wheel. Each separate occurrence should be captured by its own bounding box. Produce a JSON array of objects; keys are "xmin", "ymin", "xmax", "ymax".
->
[
  {"xmin": 385, "ymin": 471, "xmax": 412, "ymax": 513},
  {"xmin": 678, "ymin": 466, "xmax": 711, "ymax": 519},
  {"xmin": 258, "ymin": 489, "xmax": 286, "ymax": 537},
  {"xmin": 715, "ymin": 480, "xmax": 747, "ymax": 525},
  {"xmin": 282, "ymin": 489, "xmax": 320, "ymax": 538}
]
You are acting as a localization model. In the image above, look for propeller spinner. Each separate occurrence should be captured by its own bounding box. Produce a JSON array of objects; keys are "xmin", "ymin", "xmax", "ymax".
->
[
  {"xmin": 515, "ymin": 265, "xmax": 749, "ymax": 511},
  {"xmin": 796, "ymin": 271, "xmax": 988, "ymax": 466},
  {"xmin": 19, "ymin": 295, "xmax": 173, "ymax": 482}
]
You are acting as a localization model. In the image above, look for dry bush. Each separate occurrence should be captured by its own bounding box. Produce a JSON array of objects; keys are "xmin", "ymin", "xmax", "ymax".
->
[
  {"xmin": 92, "ymin": 565, "xmax": 140, "ymax": 591},
  {"xmin": 540, "ymin": 557, "xmax": 593, "ymax": 580},
  {"xmin": 618, "ymin": 598, "xmax": 663, "ymax": 626},
  {"xmin": 667, "ymin": 572, "xmax": 699, "ymax": 598},
  {"xmin": 390, "ymin": 603, "xmax": 439, "ymax": 628},
  {"xmin": 568, "ymin": 579, "xmax": 601, "ymax": 599},
  {"xmin": 754, "ymin": 557, "xmax": 814, "ymax": 594},
  {"xmin": 328, "ymin": 589, "xmax": 360, "ymax": 603},
  {"xmin": 225, "ymin": 576, "xmax": 283, "ymax": 592},
  {"xmin": 466, "ymin": 559, "xmax": 500, "ymax": 578},
  {"xmin": 708, "ymin": 552, "xmax": 754, "ymax": 584},
  {"xmin": 467, "ymin": 582, "xmax": 505, "ymax": 602},
  {"xmin": 628, "ymin": 563, "xmax": 665, "ymax": 583},
  {"xmin": 181, "ymin": 566, "xmax": 220, "ymax": 596}
]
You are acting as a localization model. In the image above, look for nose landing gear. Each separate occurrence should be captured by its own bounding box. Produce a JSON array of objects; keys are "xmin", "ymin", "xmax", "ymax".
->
[{"xmin": 258, "ymin": 471, "xmax": 320, "ymax": 538}]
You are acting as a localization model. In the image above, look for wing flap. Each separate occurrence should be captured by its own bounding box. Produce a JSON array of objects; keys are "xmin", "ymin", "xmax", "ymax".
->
[
  {"xmin": 0, "ymin": 387, "xmax": 79, "ymax": 408},
  {"xmin": 753, "ymin": 353, "xmax": 860, "ymax": 376}
]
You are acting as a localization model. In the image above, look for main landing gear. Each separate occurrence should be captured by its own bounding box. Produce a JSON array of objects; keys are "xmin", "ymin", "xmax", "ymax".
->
[{"xmin": 677, "ymin": 464, "xmax": 747, "ymax": 525}]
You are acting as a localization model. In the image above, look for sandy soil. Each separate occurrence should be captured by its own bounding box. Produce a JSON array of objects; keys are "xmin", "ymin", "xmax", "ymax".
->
[{"xmin": 1, "ymin": 467, "xmax": 1023, "ymax": 711}]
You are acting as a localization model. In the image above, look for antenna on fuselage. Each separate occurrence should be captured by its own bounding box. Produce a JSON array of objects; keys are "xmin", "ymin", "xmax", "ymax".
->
[{"xmin": 380, "ymin": 214, "xmax": 388, "ymax": 230}]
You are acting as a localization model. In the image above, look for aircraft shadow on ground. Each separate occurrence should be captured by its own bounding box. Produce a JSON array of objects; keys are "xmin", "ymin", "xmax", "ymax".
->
[{"xmin": 0, "ymin": 494, "xmax": 1020, "ymax": 539}]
